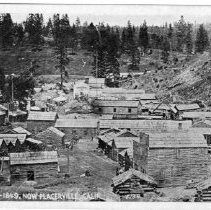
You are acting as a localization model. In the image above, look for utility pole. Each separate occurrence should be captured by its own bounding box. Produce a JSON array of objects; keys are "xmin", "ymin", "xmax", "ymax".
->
[{"xmin": 11, "ymin": 74, "xmax": 15, "ymax": 102}]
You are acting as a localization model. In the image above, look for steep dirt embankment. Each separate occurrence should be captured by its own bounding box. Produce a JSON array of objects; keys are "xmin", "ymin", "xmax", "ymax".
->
[{"xmin": 169, "ymin": 52, "xmax": 211, "ymax": 104}]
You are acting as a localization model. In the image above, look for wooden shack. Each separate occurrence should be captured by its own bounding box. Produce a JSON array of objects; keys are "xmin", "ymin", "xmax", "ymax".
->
[
  {"xmin": 9, "ymin": 151, "xmax": 58, "ymax": 185},
  {"xmin": 93, "ymin": 100, "xmax": 140, "ymax": 118},
  {"xmin": 12, "ymin": 127, "xmax": 32, "ymax": 137},
  {"xmin": 175, "ymin": 103, "xmax": 200, "ymax": 113},
  {"xmin": 27, "ymin": 111, "xmax": 58, "ymax": 134},
  {"xmin": 100, "ymin": 119, "xmax": 193, "ymax": 134},
  {"xmin": 145, "ymin": 132, "xmax": 209, "ymax": 187},
  {"xmin": 195, "ymin": 178, "xmax": 211, "ymax": 202},
  {"xmin": 0, "ymin": 156, "xmax": 10, "ymax": 185},
  {"xmin": 112, "ymin": 169, "xmax": 157, "ymax": 197},
  {"xmin": 55, "ymin": 118, "xmax": 99, "ymax": 140},
  {"xmin": 35, "ymin": 127, "xmax": 65, "ymax": 149},
  {"xmin": 0, "ymin": 134, "xmax": 44, "ymax": 155},
  {"xmin": 182, "ymin": 112, "xmax": 211, "ymax": 121}
]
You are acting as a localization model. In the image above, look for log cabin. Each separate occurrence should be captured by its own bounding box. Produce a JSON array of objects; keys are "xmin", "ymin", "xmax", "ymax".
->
[
  {"xmin": 27, "ymin": 111, "xmax": 58, "ymax": 134},
  {"xmin": 9, "ymin": 151, "xmax": 58, "ymax": 185}
]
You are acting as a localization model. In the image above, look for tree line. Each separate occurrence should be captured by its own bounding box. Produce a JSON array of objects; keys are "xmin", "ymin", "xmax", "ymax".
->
[{"xmin": 0, "ymin": 14, "xmax": 210, "ymax": 100}]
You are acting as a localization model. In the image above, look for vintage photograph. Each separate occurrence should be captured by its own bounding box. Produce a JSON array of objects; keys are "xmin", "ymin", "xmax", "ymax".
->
[{"xmin": 0, "ymin": 2, "xmax": 211, "ymax": 203}]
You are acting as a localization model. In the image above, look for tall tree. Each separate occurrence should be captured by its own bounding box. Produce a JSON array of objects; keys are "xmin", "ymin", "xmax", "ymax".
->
[
  {"xmin": 24, "ymin": 14, "xmax": 44, "ymax": 46},
  {"xmin": 161, "ymin": 36, "xmax": 170, "ymax": 63},
  {"xmin": 52, "ymin": 14, "xmax": 70, "ymax": 87},
  {"xmin": 138, "ymin": 20, "xmax": 149, "ymax": 53},
  {"xmin": 0, "ymin": 13, "xmax": 14, "ymax": 48},
  {"xmin": 185, "ymin": 23, "xmax": 193, "ymax": 54},
  {"xmin": 175, "ymin": 15, "xmax": 187, "ymax": 52},
  {"xmin": 195, "ymin": 24, "xmax": 209, "ymax": 53}
]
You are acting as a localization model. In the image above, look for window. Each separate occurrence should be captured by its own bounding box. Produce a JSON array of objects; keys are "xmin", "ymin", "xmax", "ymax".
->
[
  {"xmin": 27, "ymin": 171, "xmax": 34, "ymax": 181},
  {"xmin": 128, "ymin": 108, "xmax": 132, "ymax": 113},
  {"xmin": 178, "ymin": 123, "xmax": 182, "ymax": 130},
  {"xmin": 113, "ymin": 108, "xmax": 116, "ymax": 113},
  {"xmin": 99, "ymin": 108, "xmax": 102, "ymax": 113}
]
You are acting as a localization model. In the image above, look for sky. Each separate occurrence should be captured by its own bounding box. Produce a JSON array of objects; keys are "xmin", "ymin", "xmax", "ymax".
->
[{"xmin": 2, "ymin": 4, "xmax": 211, "ymax": 26}]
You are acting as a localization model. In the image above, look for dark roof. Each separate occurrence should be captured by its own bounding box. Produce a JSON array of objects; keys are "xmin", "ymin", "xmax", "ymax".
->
[
  {"xmin": 175, "ymin": 104, "xmax": 200, "ymax": 111},
  {"xmin": 55, "ymin": 119, "xmax": 99, "ymax": 128},
  {"xmin": 27, "ymin": 111, "xmax": 58, "ymax": 121},
  {"xmin": 148, "ymin": 132, "xmax": 207, "ymax": 148},
  {"xmin": 100, "ymin": 120, "xmax": 192, "ymax": 133},
  {"xmin": 112, "ymin": 169, "xmax": 157, "ymax": 187},
  {"xmin": 9, "ymin": 151, "xmax": 58, "ymax": 165},
  {"xmin": 93, "ymin": 100, "xmax": 139, "ymax": 107}
]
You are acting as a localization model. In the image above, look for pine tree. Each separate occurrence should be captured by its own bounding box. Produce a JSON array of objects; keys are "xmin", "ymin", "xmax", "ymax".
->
[
  {"xmin": 175, "ymin": 15, "xmax": 187, "ymax": 52},
  {"xmin": 195, "ymin": 24, "xmax": 209, "ymax": 53},
  {"xmin": 52, "ymin": 14, "xmax": 70, "ymax": 87},
  {"xmin": 138, "ymin": 20, "xmax": 149, "ymax": 53},
  {"xmin": 0, "ymin": 13, "xmax": 14, "ymax": 48},
  {"xmin": 13, "ymin": 23, "xmax": 24, "ymax": 46},
  {"xmin": 161, "ymin": 36, "xmax": 170, "ymax": 63},
  {"xmin": 24, "ymin": 14, "xmax": 44, "ymax": 46},
  {"xmin": 185, "ymin": 23, "xmax": 193, "ymax": 54}
]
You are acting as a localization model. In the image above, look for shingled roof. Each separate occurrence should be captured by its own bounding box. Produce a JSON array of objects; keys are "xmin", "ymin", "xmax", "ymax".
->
[
  {"xmin": 55, "ymin": 119, "xmax": 99, "ymax": 128},
  {"xmin": 148, "ymin": 132, "xmax": 207, "ymax": 148},
  {"xmin": 13, "ymin": 127, "xmax": 31, "ymax": 136},
  {"xmin": 0, "ymin": 134, "xmax": 26, "ymax": 146},
  {"xmin": 175, "ymin": 103, "xmax": 200, "ymax": 111},
  {"xmin": 9, "ymin": 151, "xmax": 58, "ymax": 165},
  {"xmin": 112, "ymin": 169, "xmax": 157, "ymax": 187},
  {"xmin": 113, "ymin": 137, "xmax": 139, "ymax": 148},
  {"xmin": 100, "ymin": 120, "xmax": 192, "ymax": 133},
  {"xmin": 93, "ymin": 100, "xmax": 139, "ymax": 107},
  {"xmin": 182, "ymin": 112, "xmax": 211, "ymax": 119},
  {"xmin": 27, "ymin": 111, "xmax": 58, "ymax": 121}
]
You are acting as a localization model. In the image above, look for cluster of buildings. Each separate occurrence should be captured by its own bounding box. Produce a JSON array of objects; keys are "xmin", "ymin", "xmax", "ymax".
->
[{"xmin": 1, "ymin": 76, "xmax": 211, "ymax": 197}]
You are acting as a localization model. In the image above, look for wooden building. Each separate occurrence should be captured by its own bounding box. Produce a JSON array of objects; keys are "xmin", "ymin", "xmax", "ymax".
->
[
  {"xmin": 27, "ymin": 111, "xmax": 58, "ymax": 134},
  {"xmin": 12, "ymin": 127, "xmax": 32, "ymax": 137},
  {"xmin": 144, "ymin": 132, "xmax": 209, "ymax": 187},
  {"xmin": 0, "ymin": 134, "xmax": 44, "ymax": 155},
  {"xmin": 112, "ymin": 169, "xmax": 157, "ymax": 197},
  {"xmin": 182, "ymin": 112, "xmax": 211, "ymax": 121},
  {"xmin": 100, "ymin": 119, "xmax": 193, "ymax": 134},
  {"xmin": 9, "ymin": 151, "xmax": 58, "ymax": 185},
  {"xmin": 35, "ymin": 127, "xmax": 65, "ymax": 149},
  {"xmin": 195, "ymin": 178, "xmax": 211, "ymax": 202},
  {"xmin": 55, "ymin": 118, "xmax": 99, "ymax": 140},
  {"xmin": 0, "ymin": 156, "xmax": 10, "ymax": 185},
  {"xmin": 93, "ymin": 100, "xmax": 140, "ymax": 118},
  {"xmin": 88, "ymin": 77, "xmax": 105, "ymax": 89},
  {"xmin": 175, "ymin": 103, "xmax": 200, "ymax": 113}
]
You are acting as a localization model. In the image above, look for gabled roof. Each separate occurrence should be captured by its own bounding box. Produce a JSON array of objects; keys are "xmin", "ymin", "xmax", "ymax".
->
[
  {"xmin": 9, "ymin": 151, "xmax": 58, "ymax": 165},
  {"xmin": 55, "ymin": 119, "xmax": 99, "ymax": 128},
  {"xmin": 0, "ymin": 134, "xmax": 26, "ymax": 146},
  {"xmin": 27, "ymin": 111, "xmax": 58, "ymax": 121},
  {"xmin": 175, "ymin": 103, "xmax": 200, "ymax": 111},
  {"xmin": 47, "ymin": 127, "xmax": 65, "ymax": 137},
  {"xmin": 148, "ymin": 132, "xmax": 207, "ymax": 148},
  {"xmin": 13, "ymin": 127, "xmax": 31, "ymax": 136},
  {"xmin": 93, "ymin": 100, "xmax": 139, "ymax": 107},
  {"xmin": 100, "ymin": 120, "xmax": 192, "ymax": 133},
  {"xmin": 192, "ymin": 120, "xmax": 211, "ymax": 128},
  {"xmin": 113, "ymin": 137, "xmax": 139, "ymax": 149},
  {"xmin": 138, "ymin": 94, "xmax": 156, "ymax": 100},
  {"xmin": 112, "ymin": 169, "xmax": 157, "ymax": 187},
  {"xmin": 182, "ymin": 112, "xmax": 211, "ymax": 119}
]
